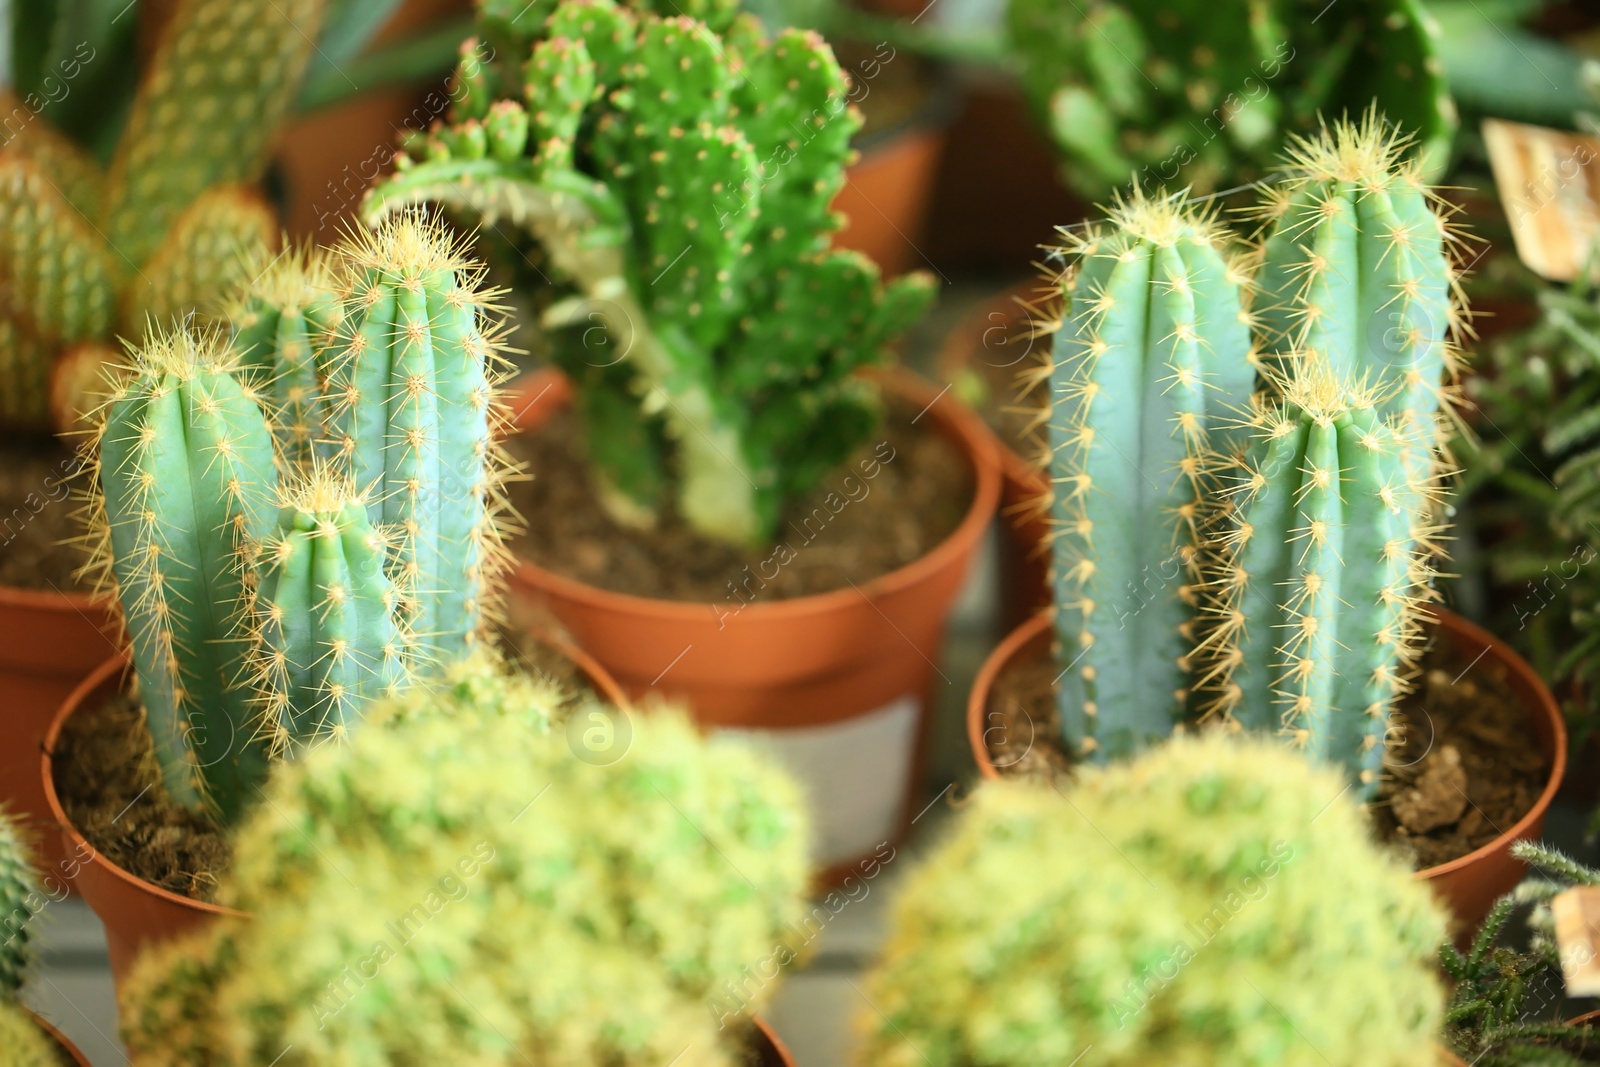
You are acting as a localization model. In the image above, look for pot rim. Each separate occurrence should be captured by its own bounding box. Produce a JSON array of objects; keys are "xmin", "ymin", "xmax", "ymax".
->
[
  {"xmin": 509, "ymin": 366, "xmax": 1003, "ymax": 622},
  {"xmin": 754, "ymin": 1016, "xmax": 797, "ymax": 1067},
  {"xmin": 965, "ymin": 606, "xmax": 1569, "ymax": 882},
  {"xmin": 28, "ymin": 1009, "xmax": 91, "ymax": 1067},
  {"xmin": 0, "ymin": 581, "xmax": 105, "ymax": 613}
]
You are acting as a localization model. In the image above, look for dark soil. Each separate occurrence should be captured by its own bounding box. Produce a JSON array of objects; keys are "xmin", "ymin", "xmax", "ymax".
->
[
  {"xmin": 983, "ymin": 637, "xmax": 1548, "ymax": 871},
  {"xmin": 0, "ymin": 437, "xmax": 91, "ymax": 591},
  {"xmin": 947, "ymin": 282, "xmax": 1056, "ymax": 459},
  {"xmin": 507, "ymin": 395, "xmax": 973, "ymax": 602},
  {"xmin": 53, "ymin": 638, "xmax": 608, "ymax": 904},
  {"xmin": 838, "ymin": 41, "xmax": 934, "ymax": 142}
]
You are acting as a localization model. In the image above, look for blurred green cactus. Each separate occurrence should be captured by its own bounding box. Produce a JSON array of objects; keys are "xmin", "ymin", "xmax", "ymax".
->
[
  {"xmin": 365, "ymin": 0, "xmax": 935, "ymax": 548},
  {"xmin": 857, "ymin": 733, "xmax": 1447, "ymax": 1066},
  {"xmin": 1007, "ymin": 0, "xmax": 1457, "ymax": 198},
  {"xmin": 0, "ymin": 0, "xmax": 327, "ymax": 433},
  {"xmin": 85, "ymin": 221, "xmax": 511, "ymax": 826},
  {"xmin": 121, "ymin": 655, "xmax": 812, "ymax": 1066},
  {"xmin": 0, "ymin": 808, "xmax": 57, "ymax": 1067},
  {"xmin": 1048, "ymin": 190, "xmax": 1255, "ymax": 760}
]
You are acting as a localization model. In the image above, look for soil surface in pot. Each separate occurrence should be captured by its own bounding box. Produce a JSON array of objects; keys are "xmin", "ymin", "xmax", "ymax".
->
[
  {"xmin": 54, "ymin": 639, "xmax": 604, "ymax": 903},
  {"xmin": 836, "ymin": 40, "xmax": 932, "ymax": 141},
  {"xmin": 951, "ymin": 285, "xmax": 1055, "ymax": 457},
  {"xmin": 508, "ymin": 394, "xmax": 973, "ymax": 602},
  {"xmin": 985, "ymin": 640, "xmax": 1546, "ymax": 870},
  {"xmin": 0, "ymin": 437, "xmax": 91, "ymax": 591}
]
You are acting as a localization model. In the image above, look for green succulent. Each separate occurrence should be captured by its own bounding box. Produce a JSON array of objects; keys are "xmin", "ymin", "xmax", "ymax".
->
[
  {"xmin": 121, "ymin": 654, "xmax": 812, "ymax": 1066},
  {"xmin": 364, "ymin": 0, "xmax": 935, "ymax": 548},
  {"xmin": 858, "ymin": 732, "xmax": 1448, "ymax": 1066},
  {"xmin": 0, "ymin": 807, "xmax": 57, "ymax": 1067}
]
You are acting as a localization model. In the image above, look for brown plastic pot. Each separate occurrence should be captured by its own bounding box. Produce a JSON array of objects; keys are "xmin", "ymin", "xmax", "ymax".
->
[
  {"xmin": 44, "ymin": 635, "xmax": 626, "ymax": 991},
  {"xmin": 0, "ymin": 584, "xmax": 118, "ymax": 871},
  {"xmin": 508, "ymin": 367, "xmax": 1001, "ymax": 884},
  {"xmin": 30, "ymin": 1010, "xmax": 92, "ymax": 1066},
  {"xmin": 754, "ymin": 1017, "xmax": 798, "ymax": 1067},
  {"xmin": 935, "ymin": 281, "xmax": 1054, "ymax": 631},
  {"xmin": 967, "ymin": 607, "xmax": 1568, "ymax": 932}
]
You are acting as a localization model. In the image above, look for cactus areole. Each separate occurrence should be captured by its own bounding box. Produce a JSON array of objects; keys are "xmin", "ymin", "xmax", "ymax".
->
[{"xmin": 364, "ymin": 0, "xmax": 936, "ymax": 549}]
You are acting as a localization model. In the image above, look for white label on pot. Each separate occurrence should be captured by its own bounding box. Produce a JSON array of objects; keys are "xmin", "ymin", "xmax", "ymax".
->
[{"xmin": 715, "ymin": 695, "xmax": 919, "ymax": 867}]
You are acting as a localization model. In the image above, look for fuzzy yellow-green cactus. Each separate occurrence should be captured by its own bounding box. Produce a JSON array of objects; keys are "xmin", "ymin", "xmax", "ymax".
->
[
  {"xmin": 0, "ymin": 808, "xmax": 56, "ymax": 1067},
  {"xmin": 0, "ymin": 1003, "xmax": 61, "ymax": 1067},
  {"xmin": 121, "ymin": 656, "xmax": 812, "ymax": 1066},
  {"xmin": 857, "ymin": 733, "xmax": 1447, "ymax": 1067}
]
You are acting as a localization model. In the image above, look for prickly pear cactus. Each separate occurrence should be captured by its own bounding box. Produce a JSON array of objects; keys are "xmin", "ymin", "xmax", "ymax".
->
[
  {"xmin": 1203, "ymin": 364, "xmax": 1440, "ymax": 797},
  {"xmin": 858, "ymin": 733, "xmax": 1448, "ymax": 1067},
  {"xmin": 1049, "ymin": 190, "xmax": 1254, "ymax": 760},
  {"xmin": 1008, "ymin": 0, "xmax": 1457, "ymax": 198},
  {"xmin": 0, "ymin": 0, "xmax": 324, "ymax": 433},
  {"xmin": 366, "ymin": 0, "xmax": 935, "ymax": 547},
  {"xmin": 122, "ymin": 656, "xmax": 812, "ymax": 1067}
]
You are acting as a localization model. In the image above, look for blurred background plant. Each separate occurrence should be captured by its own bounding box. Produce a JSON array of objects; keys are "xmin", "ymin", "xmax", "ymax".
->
[{"xmin": 0, "ymin": 807, "xmax": 64, "ymax": 1066}]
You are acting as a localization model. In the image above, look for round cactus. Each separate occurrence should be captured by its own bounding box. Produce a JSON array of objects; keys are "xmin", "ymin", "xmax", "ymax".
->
[
  {"xmin": 0, "ymin": 1003, "xmax": 61, "ymax": 1067},
  {"xmin": 0, "ymin": 808, "xmax": 41, "ymax": 999},
  {"xmin": 122, "ymin": 656, "xmax": 812, "ymax": 1066},
  {"xmin": 857, "ymin": 733, "xmax": 1447, "ymax": 1067}
]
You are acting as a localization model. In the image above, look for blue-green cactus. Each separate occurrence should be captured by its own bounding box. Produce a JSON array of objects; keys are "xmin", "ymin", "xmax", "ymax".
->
[
  {"xmin": 1049, "ymin": 190, "xmax": 1255, "ymax": 761},
  {"xmin": 365, "ymin": 0, "xmax": 934, "ymax": 548}
]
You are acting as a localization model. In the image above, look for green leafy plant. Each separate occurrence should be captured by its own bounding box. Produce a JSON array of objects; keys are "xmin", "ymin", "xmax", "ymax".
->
[
  {"xmin": 1442, "ymin": 840, "xmax": 1600, "ymax": 1064},
  {"xmin": 364, "ymin": 0, "xmax": 935, "ymax": 548},
  {"xmin": 120, "ymin": 654, "xmax": 812, "ymax": 1066},
  {"xmin": 83, "ymin": 213, "xmax": 512, "ymax": 825},
  {"xmin": 1046, "ymin": 113, "xmax": 1464, "ymax": 798},
  {"xmin": 0, "ymin": 809, "xmax": 60, "ymax": 1067},
  {"xmin": 858, "ymin": 732, "xmax": 1448, "ymax": 1066}
]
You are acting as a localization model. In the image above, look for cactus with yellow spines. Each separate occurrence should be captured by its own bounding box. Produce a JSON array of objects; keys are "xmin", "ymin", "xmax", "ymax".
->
[
  {"xmin": 121, "ymin": 657, "xmax": 812, "ymax": 1067},
  {"xmin": 856, "ymin": 733, "xmax": 1448, "ymax": 1067},
  {"xmin": 1200, "ymin": 364, "xmax": 1442, "ymax": 798},
  {"xmin": 317, "ymin": 213, "xmax": 515, "ymax": 664},
  {"xmin": 0, "ymin": 807, "xmax": 62, "ymax": 1067},
  {"xmin": 365, "ymin": 0, "xmax": 934, "ymax": 548},
  {"xmin": 1047, "ymin": 189, "xmax": 1255, "ymax": 761},
  {"xmin": 0, "ymin": 0, "xmax": 324, "ymax": 432}
]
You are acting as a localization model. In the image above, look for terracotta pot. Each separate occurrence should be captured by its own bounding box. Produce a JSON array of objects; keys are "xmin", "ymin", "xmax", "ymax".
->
[
  {"xmin": 0, "ymin": 585, "xmax": 117, "ymax": 872},
  {"xmin": 509, "ymin": 367, "xmax": 1001, "ymax": 884},
  {"xmin": 966, "ymin": 608, "xmax": 1568, "ymax": 932},
  {"xmin": 29, "ymin": 1010, "xmax": 92, "ymax": 1066},
  {"xmin": 935, "ymin": 281, "xmax": 1054, "ymax": 631},
  {"xmin": 44, "ymin": 637, "xmax": 626, "ymax": 990},
  {"xmin": 754, "ymin": 1016, "xmax": 798, "ymax": 1067}
]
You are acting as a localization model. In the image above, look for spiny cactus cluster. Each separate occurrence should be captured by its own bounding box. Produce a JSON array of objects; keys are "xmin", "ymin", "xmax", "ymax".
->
[
  {"xmin": 858, "ymin": 733, "xmax": 1448, "ymax": 1067},
  {"xmin": 1007, "ymin": 0, "xmax": 1457, "ymax": 198},
  {"xmin": 84, "ymin": 214, "xmax": 514, "ymax": 825},
  {"xmin": 120, "ymin": 654, "xmax": 812, "ymax": 1066},
  {"xmin": 0, "ymin": 809, "xmax": 59, "ymax": 1067},
  {"xmin": 363, "ymin": 0, "xmax": 936, "ymax": 548},
  {"xmin": 1045, "ymin": 113, "xmax": 1465, "ymax": 797},
  {"xmin": 0, "ymin": 0, "xmax": 329, "ymax": 433}
]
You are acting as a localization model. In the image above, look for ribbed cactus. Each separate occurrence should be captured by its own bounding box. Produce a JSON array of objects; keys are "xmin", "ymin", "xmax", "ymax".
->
[
  {"xmin": 1204, "ymin": 365, "xmax": 1440, "ymax": 797},
  {"xmin": 90, "ymin": 327, "xmax": 280, "ymax": 822},
  {"xmin": 1007, "ymin": 0, "xmax": 1457, "ymax": 198},
  {"xmin": 0, "ymin": 809, "xmax": 57, "ymax": 1067},
  {"xmin": 0, "ymin": 0, "xmax": 324, "ymax": 433},
  {"xmin": 1049, "ymin": 190, "xmax": 1255, "ymax": 760},
  {"xmin": 365, "ymin": 0, "xmax": 935, "ymax": 548},
  {"xmin": 122, "ymin": 655, "xmax": 811, "ymax": 1066},
  {"xmin": 857, "ymin": 733, "xmax": 1447, "ymax": 1067},
  {"xmin": 1251, "ymin": 111, "xmax": 1464, "ymax": 431},
  {"xmin": 318, "ymin": 215, "xmax": 510, "ymax": 661}
]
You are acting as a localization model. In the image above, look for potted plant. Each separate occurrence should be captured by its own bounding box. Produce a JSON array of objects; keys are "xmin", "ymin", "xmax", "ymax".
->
[
  {"xmin": 0, "ymin": 807, "xmax": 92, "ymax": 1065},
  {"xmin": 857, "ymin": 732, "xmax": 1451, "ymax": 1065},
  {"xmin": 118, "ymin": 653, "xmax": 809, "ymax": 1066},
  {"xmin": 364, "ymin": 0, "xmax": 1001, "ymax": 881},
  {"xmin": 40, "ymin": 212, "xmax": 526, "ymax": 984},
  {"xmin": 966, "ymin": 113, "xmax": 1566, "ymax": 929}
]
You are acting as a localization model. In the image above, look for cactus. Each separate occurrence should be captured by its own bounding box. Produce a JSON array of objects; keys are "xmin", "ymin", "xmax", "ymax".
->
[
  {"xmin": 1007, "ymin": 0, "xmax": 1457, "ymax": 199},
  {"xmin": 364, "ymin": 0, "xmax": 935, "ymax": 548},
  {"xmin": 1048, "ymin": 190, "xmax": 1255, "ymax": 761},
  {"xmin": 0, "ymin": 808, "xmax": 57, "ymax": 1067},
  {"xmin": 122, "ymin": 655, "xmax": 811, "ymax": 1066},
  {"xmin": 1250, "ymin": 110, "xmax": 1465, "ymax": 432},
  {"xmin": 317, "ymin": 215, "xmax": 512, "ymax": 661},
  {"xmin": 857, "ymin": 733, "xmax": 1447, "ymax": 1067},
  {"xmin": 1202, "ymin": 364, "xmax": 1440, "ymax": 798},
  {"xmin": 0, "ymin": 0, "xmax": 325, "ymax": 433}
]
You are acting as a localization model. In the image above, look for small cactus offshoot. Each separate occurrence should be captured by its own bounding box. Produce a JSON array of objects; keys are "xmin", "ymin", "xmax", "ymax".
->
[
  {"xmin": 121, "ymin": 656, "xmax": 812, "ymax": 1066},
  {"xmin": 858, "ymin": 733, "xmax": 1448, "ymax": 1067}
]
